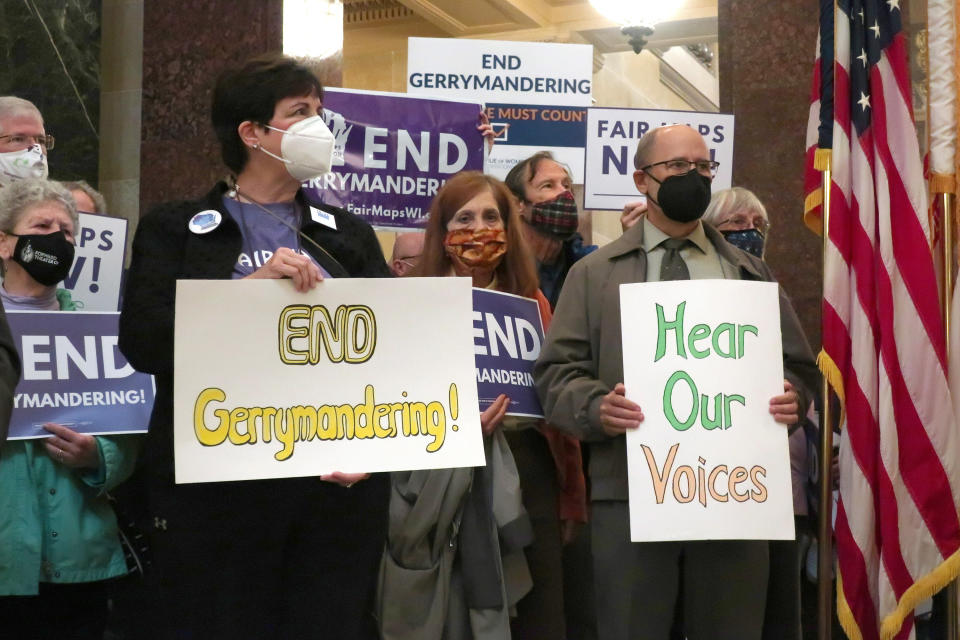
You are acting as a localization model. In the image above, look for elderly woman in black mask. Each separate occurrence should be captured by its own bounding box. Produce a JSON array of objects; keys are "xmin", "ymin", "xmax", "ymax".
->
[
  {"xmin": 0, "ymin": 179, "xmax": 135, "ymax": 640},
  {"xmin": 702, "ymin": 186, "xmax": 770, "ymax": 259}
]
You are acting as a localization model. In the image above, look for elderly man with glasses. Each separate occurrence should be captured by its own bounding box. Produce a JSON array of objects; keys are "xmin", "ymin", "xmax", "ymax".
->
[
  {"xmin": 0, "ymin": 97, "xmax": 53, "ymax": 188},
  {"xmin": 534, "ymin": 124, "xmax": 818, "ymax": 640}
]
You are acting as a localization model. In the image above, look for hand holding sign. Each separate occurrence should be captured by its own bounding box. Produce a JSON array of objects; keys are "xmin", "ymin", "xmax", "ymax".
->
[
  {"xmin": 600, "ymin": 383, "xmax": 644, "ymax": 436},
  {"xmin": 245, "ymin": 246, "xmax": 324, "ymax": 292},
  {"xmin": 42, "ymin": 422, "xmax": 100, "ymax": 470},
  {"xmin": 477, "ymin": 111, "xmax": 505, "ymax": 154},
  {"xmin": 481, "ymin": 393, "xmax": 510, "ymax": 435},
  {"xmin": 769, "ymin": 380, "xmax": 800, "ymax": 425},
  {"xmin": 321, "ymin": 471, "xmax": 370, "ymax": 488}
]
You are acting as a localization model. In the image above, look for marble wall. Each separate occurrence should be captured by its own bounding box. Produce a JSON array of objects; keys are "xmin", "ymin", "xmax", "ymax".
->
[
  {"xmin": 719, "ymin": 0, "xmax": 823, "ymax": 349},
  {"xmin": 139, "ymin": 0, "xmax": 283, "ymax": 213},
  {"xmin": 0, "ymin": 0, "xmax": 101, "ymax": 184}
]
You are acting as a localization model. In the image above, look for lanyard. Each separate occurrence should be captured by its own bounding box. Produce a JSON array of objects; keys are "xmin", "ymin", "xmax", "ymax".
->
[{"xmin": 231, "ymin": 184, "xmax": 346, "ymax": 275}]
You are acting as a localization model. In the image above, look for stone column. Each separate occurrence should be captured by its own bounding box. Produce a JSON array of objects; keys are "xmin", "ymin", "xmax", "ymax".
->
[
  {"xmin": 139, "ymin": 1, "xmax": 283, "ymax": 216},
  {"xmin": 718, "ymin": 0, "xmax": 822, "ymax": 347},
  {"xmin": 99, "ymin": 0, "xmax": 142, "ymax": 246}
]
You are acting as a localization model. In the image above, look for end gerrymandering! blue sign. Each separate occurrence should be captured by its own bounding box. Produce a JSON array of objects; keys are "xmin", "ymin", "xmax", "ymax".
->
[
  {"xmin": 303, "ymin": 88, "xmax": 485, "ymax": 231},
  {"xmin": 473, "ymin": 288, "xmax": 544, "ymax": 418},
  {"xmin": 6, "ymin": 311, "xmax": 154, "ymax": 439}
]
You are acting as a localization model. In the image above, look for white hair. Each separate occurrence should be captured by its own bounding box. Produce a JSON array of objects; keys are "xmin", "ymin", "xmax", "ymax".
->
[
  {"xmin": 0, "ymin": 179, "xmax": 78, "ymax": 233},
  {"xmin": 0, "ymin": 97, "xmax": 43, "ymax": 135},
  {"xmin": 702, "ymin": 187, "xmax": 769, "ymax": 227}
]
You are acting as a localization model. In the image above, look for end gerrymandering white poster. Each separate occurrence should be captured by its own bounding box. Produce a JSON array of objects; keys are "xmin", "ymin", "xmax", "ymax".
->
[{"xmin": 407, "ymin": 37, "xmax": 593, "ymax": 107}]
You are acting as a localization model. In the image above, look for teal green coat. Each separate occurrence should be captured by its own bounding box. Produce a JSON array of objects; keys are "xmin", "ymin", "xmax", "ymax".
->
[{"xmin": 0, "ymin": 290, "xmax": 139, "ymax": 595}]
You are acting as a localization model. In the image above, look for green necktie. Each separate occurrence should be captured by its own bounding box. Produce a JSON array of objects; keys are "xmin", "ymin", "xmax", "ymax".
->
[{"xmin": 659, "ymin": 238, "xmax": 691, "ymax": 281}]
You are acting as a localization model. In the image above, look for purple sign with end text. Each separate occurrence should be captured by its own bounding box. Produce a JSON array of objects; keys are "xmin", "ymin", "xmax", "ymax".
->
[
  {"xmin": 6, "ymin": 311, "xmax": 154, "ymax": 439},
  {"xmin": 473, "ymin": 288, "xmax": 544, "ymax": 418},
  {"xmin": 303, "ymin": 88, "xmax": 485, "ymax": 230}
]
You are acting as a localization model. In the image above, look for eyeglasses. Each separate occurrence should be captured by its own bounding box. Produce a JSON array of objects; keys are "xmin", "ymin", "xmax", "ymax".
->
[
  {"xmin": 715, "ymin": 213, "xmax": 769, "ymax": 236},
  {"xmin": 641, "ymin": 159, "xmax": 719, "ymax": 177},
  {"xmin": 0, "ymin": 133, "xmax": 55, "ymax": 150}
]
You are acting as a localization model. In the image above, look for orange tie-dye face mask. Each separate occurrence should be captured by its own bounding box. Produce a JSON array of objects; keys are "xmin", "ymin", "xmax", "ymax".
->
[{"xmin": 443, "ymin": 227, "xmax": 508, "ymax": 270}]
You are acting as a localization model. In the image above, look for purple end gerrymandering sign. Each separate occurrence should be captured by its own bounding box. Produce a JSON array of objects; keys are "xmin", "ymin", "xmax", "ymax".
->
[
  {"xmin": 302, "ymin": 88, "xmax": 485, "ymax": 231},
  {"xmin": 473, "ymin": 288, "xmax": 545, "ymax": 418},
  {"xmin": 6, "ymin": 312, "xmax": 154, "ymax": 439}
]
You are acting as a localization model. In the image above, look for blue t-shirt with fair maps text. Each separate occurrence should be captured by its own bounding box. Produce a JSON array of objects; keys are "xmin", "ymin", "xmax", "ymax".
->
[{"xmin": 223, "ymin": 197, "xmax": 331, "ymax": 280}]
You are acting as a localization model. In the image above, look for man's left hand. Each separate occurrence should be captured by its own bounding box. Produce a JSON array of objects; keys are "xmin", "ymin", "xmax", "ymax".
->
[{"xmin": 768, "ymin": 380, "xmax": 800, "ymax": 426}]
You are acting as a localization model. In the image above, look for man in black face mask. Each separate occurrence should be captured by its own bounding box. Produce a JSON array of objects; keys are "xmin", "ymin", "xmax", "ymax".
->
[{"xmin": 534, "ymin": 125, "xmax": 818, "ymax": 640}]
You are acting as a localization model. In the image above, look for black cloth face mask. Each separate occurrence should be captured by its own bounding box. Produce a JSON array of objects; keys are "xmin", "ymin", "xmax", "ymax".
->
[
  {"xmin": 647, "ymin": 169, "xmax": 713, "ymax": 223},
  {"xmin": 9, "ymin": 230, "xmax": 75, "ymax": 286}
]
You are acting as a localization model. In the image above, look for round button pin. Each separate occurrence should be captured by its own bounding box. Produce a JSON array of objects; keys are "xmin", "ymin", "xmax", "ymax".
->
[{"xmin": 188, "ymin": 210, "xmax": 222, "ymax": 234}]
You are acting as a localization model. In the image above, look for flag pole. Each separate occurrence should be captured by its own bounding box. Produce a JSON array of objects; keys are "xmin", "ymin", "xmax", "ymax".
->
[
  {"xmin": 818, "ymin": 154, "xmax": 835, "ymax": 640},
  {"xmin": 941, "ymin": 190, "xmax": 957, "ymax": 640}
]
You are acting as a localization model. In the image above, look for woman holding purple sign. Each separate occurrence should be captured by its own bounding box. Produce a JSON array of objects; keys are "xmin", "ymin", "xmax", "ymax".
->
[
  {"xmin": 0, "ymin": 178, "xmax": 138, "ymax": 640},
  {"xmin": 386, "ymin": 171, "xmax": 586, "ymax": 639},
  {"xmin": 118, "ymin": 53, "xmax": 395, "ymax": 639}
]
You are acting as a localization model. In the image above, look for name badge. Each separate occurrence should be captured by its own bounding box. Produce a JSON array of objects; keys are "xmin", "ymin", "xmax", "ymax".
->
[
  {"xmin": 188, "ymin": 210, "xmax": 222, "ymax": 234},
  {"xmin": 310, "ymin": 206, "xmax": 337, "ymax": 230}
]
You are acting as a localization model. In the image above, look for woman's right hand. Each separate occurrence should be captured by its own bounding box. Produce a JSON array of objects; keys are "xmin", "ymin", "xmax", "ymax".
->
[
  {"xmin": 481, "ymin": 394, "xmax": 510, "ymax": 436},
  {"xmin": 244, "ymin": 247, "xmax": 323, "ymax": 292}
]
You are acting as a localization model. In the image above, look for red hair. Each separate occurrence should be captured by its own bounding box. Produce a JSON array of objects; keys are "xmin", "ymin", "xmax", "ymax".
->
[{"xmin": 411, "ymin": 172, "xmax": 539, "ymax": 298}]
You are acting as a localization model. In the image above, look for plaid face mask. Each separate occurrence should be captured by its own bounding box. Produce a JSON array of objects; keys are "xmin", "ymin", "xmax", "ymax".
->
[{"xmin": 528, "ymin": 190, "xmax": 579, "ymax": 239}]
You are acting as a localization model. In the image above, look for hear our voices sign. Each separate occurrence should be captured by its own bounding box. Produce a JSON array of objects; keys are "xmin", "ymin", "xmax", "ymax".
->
[
  {"xmin": 174, "ymin": 278, "xmax": 485, "ymax": 483},
  {"xmin": 620, "ymin": 280, "xmax": 793, "ymax": 541}
]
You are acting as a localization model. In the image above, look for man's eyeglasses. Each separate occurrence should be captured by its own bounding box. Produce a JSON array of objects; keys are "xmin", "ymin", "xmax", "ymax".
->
[
  {"xmin": 0, "ymin": 133, "xmax": 55, "ymax": 150},
  {"xmin": 641, "ymin": 159, "xmax": 719, "ymax": 177}
]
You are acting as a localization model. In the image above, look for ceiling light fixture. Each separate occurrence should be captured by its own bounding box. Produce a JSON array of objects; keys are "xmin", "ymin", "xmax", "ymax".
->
[{"xmin": 588, "ymin": 0, "xmax": 681, "ymax": 53}]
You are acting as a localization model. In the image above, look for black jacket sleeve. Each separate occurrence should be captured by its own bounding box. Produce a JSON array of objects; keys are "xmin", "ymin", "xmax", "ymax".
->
[
  {"xmin": 0, "ymin": 304, "xmax": 21, "ymax": 443},
  {"xmin": 118, "ymin": 203, "xmax": 189, "ymax": 376}
]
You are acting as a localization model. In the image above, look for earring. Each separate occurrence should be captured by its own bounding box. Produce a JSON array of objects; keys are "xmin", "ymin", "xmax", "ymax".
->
[{"xmin": 253, "ymin": 143, "xmax": 260, "ymax": 150}]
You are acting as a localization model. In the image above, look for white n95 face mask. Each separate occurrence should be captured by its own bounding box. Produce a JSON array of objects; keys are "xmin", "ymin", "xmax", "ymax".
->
[
  {"xmin": 262, "ymin": 116, "xmax": 335, "ymax": 182},
  {"xmin": 0, "ymin": 144, "xmax": 48, "ymax": 187}
]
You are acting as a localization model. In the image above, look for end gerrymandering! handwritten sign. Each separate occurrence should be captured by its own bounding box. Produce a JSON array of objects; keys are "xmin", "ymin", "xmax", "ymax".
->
[
  {"xmin": 174, "ymin": 278, "xmax": 485, "ymax": 483},
  {"xmin": 619, "ymin": 280, "xmax": 794, "ymax": 541}
]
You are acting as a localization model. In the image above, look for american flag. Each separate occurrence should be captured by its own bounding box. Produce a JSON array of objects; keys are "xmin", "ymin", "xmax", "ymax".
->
[
  {"xmin": 803, "ymin": 0, "xmax": 834, "ymax": 233},
  {"xmin": 805, "ymin": 0, "xmax": 960, "ymax": 638}
]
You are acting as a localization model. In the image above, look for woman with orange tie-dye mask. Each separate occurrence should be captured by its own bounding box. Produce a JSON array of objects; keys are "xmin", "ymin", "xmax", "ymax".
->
[{"xmin": 396, "ymin": 171, "xmax": 586, "ymax": 639}]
